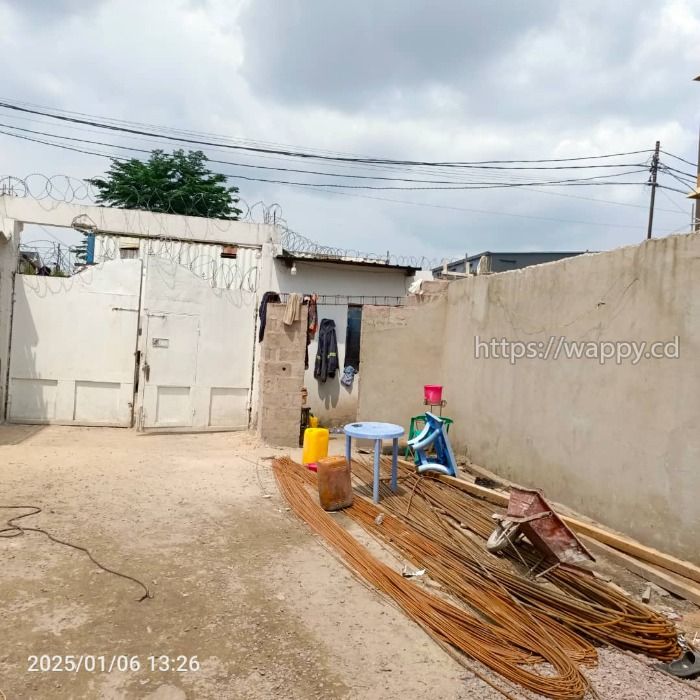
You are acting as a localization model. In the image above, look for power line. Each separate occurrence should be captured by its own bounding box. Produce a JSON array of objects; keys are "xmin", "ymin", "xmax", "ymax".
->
[
  {"xmin": 2, "ymin": 108, "xmax": 647, "ymax": 191},
  {"xmin": 3, "ymin": 120, "xmax": 686, "ymax": 217},
  {"xmin": 0, "ymin": 98, "xmax": 654, "ymax": 169},
  {"xmin": 660, "ymin": 168, "xmax": 695, "ymax": 191},
  {"xmin": 521, "ymin": 185, "xmax": 686, "ymax": 215},
  {"xmin": 656, "ymin": 186, "xmax": 691, "ymax": 215},
  {"xmin": 300, "ymin": 186, "xmax": 650, "ymax": 229},
  {"xmin": 0, "ymin": 128, "xmax": 126, "ymax": 161},
  {"xmin": 658, "ymin": 184, "xmax": 691, "ymax": 195},
  {"xmin": 659, "ymin": 162, "xmax": 697, "ymax": 180},
  {"xmin": 660, "ymin": 150, "xmax": 698, "ymax": 169},
  {"xmin": 0, "ymin": 122, "xmax": 648, "ymax": 185},
  {"xmin": 0, "ymin": 126, "xmax": 649, "ymax": 192},
  {"xmin": 1, "ymin": 96, "xmax": 655, "ymax": 166}
]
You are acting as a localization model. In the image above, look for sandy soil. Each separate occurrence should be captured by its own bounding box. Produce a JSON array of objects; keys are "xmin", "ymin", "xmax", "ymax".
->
[
  {"xmin": 1, "ymin": 425, "xmax": 697, "ymax": 699},
  {"xmin": 0, "ymin": 426, "xmax": 485, "ymax": 699}
]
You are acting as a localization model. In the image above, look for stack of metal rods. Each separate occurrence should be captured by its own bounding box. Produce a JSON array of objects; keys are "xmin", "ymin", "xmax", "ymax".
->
[
  {"xmin": 274, "ymin": 457, "xmax": 591, "ymax": 700},
  {"xmin": 346, "ymin": 491, "xmax": 598, "ymax": 667},
  {"xmin": 350, "ymin": 456, "xmax": 679, "ymax": 660}
]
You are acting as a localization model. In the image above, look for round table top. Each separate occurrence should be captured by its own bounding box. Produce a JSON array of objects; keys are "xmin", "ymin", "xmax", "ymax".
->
[{"xmin": 343, "ymin": 421, "xmax": 405, "ymax": 439}]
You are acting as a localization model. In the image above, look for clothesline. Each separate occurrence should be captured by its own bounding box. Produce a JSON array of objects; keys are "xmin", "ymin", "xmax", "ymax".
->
[{"xmin": 275, "ymin": 293, "xmax": 405, "ymax": 307}]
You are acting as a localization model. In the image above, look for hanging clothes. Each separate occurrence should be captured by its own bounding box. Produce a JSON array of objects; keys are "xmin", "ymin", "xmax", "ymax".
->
[
  {"xmin": 314, "ymin": 319, "xmax": 339, "ymax": 382},
  {"xmin": 283, "ymin": 293, "xmax": 303, "ymax": 325},
  {"xmin": 304, "ymin": 294, "xmax": 318, "ymax": 370},
  {"xmin": 258, "ymin": 291, "xmax": 281, "ymax": 342},
  {"xmin": 307, "ymin": 294, "xmax": 318, "ymax": 339},
  {"xmin": 340, "ymin": 365, "xmax": 356, "ymax": 387}
]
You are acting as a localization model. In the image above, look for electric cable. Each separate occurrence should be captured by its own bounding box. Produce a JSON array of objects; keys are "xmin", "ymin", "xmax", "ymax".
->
[
  {"xmin": 660, "ymin": 150, "xmax": 699, "ymax": 169},
  {"xmin": 0, "ymin": 127, "xmax": 650, "ymax": 191},
  {"xmin": 0, "ymin": 98, "xmax": 652, "ymax": 169},
  {"xmin": 0, "ymin": 122, "xmax": 651, "ymax": 184},
  {"xmin": 0, "ymin": 95, "xmax": 654, "ymax": 165},
  {"xmin": 0, "ymin": 505, "xmax": 152, "ymax": 602}
]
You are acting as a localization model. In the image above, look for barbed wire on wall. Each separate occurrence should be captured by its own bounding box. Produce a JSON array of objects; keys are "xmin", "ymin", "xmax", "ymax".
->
[
  {"xmin": 93, "ymin": 234, "xmax": 260, "ymax": 293},
  {"xmin": 18, "ymin": 240, "xmax": 81, "ymax": 276},
  {"xmin": 278, "ymin": 227, "xmax": 438, "ymax": 269},
  {"xmin": 1, "ymin": 173, "xmax": 440, "ymax": 271},
  {"xmin": 0, "ymin": 173, "xmax": 281, "ymax": 224}
]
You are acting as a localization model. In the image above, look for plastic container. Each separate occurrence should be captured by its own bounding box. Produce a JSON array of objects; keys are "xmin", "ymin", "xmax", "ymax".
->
[
  {"xmin": 424, "ymin": 384, "xmax": 443, "ymax": 404},
  {"xmin": 302, "ymin": 426, "xmax": 329, "ymax": 465},
  {"xmin": 317, "ymin": 456, "xmax": 353, "ymax": 511}
]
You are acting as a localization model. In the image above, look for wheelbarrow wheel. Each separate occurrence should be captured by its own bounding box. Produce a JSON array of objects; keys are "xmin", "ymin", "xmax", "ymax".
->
[{"xmin": 486, "ymin": 522, "xmax": 521, "ymax": 553}]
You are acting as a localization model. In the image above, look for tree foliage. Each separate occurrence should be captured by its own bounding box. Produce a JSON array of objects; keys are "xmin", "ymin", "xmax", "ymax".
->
[{"xmin": 88, "ymin": 149, "xmax": 242, "ymax": 219}]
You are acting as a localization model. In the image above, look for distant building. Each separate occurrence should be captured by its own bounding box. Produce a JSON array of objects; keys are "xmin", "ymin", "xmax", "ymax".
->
[{"xmin": 434, "ymin": 251, "xmax": 588, "ymax": 277}]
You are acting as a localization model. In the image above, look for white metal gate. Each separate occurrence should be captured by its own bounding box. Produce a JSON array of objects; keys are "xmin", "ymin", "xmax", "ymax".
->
[
  {"xmin": 6, "ymin": 259, "xmax": 142, "ymax": 426},
  {"xmin": 137, "ymin": 256, "xmax": 257, "ymax": 430},
  {"xmin": 6, "ymin": 249, "xmax": 259, "ymax": 431}
]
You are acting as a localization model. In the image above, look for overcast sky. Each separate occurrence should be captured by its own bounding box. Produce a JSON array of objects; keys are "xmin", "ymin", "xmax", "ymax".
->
[{"xmin": 1, "ymin": 0, "xmax": 699, "ymax": 262}]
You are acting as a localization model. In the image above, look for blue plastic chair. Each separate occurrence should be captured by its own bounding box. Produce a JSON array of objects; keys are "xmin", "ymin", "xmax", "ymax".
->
[{"xmin": 407, "ymin": 412, "xmax": 457, "ymax": 477}]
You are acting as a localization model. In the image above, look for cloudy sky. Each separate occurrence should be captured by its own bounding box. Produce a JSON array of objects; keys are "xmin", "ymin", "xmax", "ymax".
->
[{"xmin": 1, "ymin": 0, "xmax": 699, "ymax": 263}]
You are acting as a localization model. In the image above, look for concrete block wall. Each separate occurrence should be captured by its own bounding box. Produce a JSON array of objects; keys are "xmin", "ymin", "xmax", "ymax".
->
[
  {"xmin": 404, "ymin": 279, "xmax": 449, "ymax": 306},
  {"xmin": 257, "ymin": 304, "xmax": 308, "ymax": 446},
  {"xmin": 358, "ymin": 298, "xmax": 447, "ymax": 432},
  {"xmin": 358, "ymin": 232, "xmax": 700, "ymax": 564}
]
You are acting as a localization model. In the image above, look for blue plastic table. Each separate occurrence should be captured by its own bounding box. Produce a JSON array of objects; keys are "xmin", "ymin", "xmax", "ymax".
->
[{"xmin": 344, "ymin": 421, "xmax": 405, "ymax": 503}]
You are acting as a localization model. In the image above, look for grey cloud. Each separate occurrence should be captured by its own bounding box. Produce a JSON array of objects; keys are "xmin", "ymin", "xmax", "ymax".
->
[
  {"xmin": 0, "ymin": 0, "xmax": 697, "ymax": 261},
  {"xmin": 239, "ymin": 0, "xmax": 699, "ymax": 134},
  {"xmin": 4, "ymin": 0, "xmax": 104, "ymax": 19},
  {"xmin": 239, "ymin": 0, "xmax": 554, "ymax": 109}
]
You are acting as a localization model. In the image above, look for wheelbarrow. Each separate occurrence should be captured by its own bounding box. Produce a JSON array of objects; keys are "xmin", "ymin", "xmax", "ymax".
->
[{"xmin": 486, "ymin": 487, "xmax": 595, "ymax": 571}]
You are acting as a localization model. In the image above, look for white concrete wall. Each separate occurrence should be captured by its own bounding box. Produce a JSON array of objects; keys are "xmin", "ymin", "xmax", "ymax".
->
[
  {"xmin": 0, "ymin": 196, "xmax": 279, "ymax": 247},
  {"xmin": 272, "ymin": 259, "xmax": 411, "ymax": 426},
  {"xmin": 358, "ymin": 232, "xmax": 700, "ymax": 564},
  {"xmin": 0, "ymin": 221, "xmax": 21, "ymax": 417}
]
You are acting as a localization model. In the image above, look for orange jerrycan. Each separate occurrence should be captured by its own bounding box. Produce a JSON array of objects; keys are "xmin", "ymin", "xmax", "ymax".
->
[{"xmin": 317, "ymin": 456, "xmax": 353, "ymax": 511}]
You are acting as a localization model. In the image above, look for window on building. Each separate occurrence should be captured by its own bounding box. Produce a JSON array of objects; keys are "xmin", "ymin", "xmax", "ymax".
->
[
  {"xmin": 119, "ymin": 248, "xmax": 139, "ymax": 259},
  {"xmin": 344, "ymin": 305, "xmax": 362, "ymax": 371}
]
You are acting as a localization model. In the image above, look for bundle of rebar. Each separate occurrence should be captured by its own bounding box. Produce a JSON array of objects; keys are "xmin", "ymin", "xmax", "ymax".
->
[
  {"xmin": 273, "ymin": 456, "xmax": 681, "ymax": 698},
  {"xmin": 349, "ymin": 456, "xmax": 679, "ymax": 660},
  {"xmin": 274, "ymin": 457, "xmax": 591, "ymax": 699}
]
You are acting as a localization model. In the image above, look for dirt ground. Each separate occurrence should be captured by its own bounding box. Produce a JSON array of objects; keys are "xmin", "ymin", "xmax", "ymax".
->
[{"xmin": 1, "ymin": 426, "xmax": 698, "ymax": 699}]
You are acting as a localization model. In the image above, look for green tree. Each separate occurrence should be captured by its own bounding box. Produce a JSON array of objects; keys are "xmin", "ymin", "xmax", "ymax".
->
[{"xmin": 88, "ymin": 149, "xmax": 242, "ymax": 219}]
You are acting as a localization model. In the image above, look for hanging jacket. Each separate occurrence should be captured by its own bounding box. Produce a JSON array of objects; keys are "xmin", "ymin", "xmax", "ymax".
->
[{"xmin": 314, "ymin": 318, "xmax": 338, "ymax": 382}]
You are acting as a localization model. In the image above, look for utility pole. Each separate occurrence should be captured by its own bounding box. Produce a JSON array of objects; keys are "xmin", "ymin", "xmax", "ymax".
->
[
  {"xmin": 695, "ymin": 124, "xmax": 700, "ymax": 232},
  {"xmin": 646, "ymin": 140, "xmax": 660, "ymax": 240}
]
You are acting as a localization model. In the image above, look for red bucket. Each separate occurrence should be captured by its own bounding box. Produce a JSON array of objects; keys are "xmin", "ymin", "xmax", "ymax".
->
[{"xmin": 424, "ymin": 384, "xmax": 443, "ymax": 404}]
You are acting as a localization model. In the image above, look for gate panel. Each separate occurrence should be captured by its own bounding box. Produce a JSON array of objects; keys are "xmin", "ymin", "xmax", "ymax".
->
[
  {"xmin": 7, "ymin": 259, "xmax": 142, "ymax": 426},
  {"xmin": 138, "ymin": 256, "xmax": 257, "ymax": 430}
]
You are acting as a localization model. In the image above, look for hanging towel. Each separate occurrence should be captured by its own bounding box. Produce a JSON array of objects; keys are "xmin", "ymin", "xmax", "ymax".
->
[
  {"xmin": 258, "ymin": 291, "xmax": 280, "ymax": 342},
  {"xmin": 314, "ymin": 319, "xmax": 338, "ymax": 382},
  {"xmin": 283, "ymin": 293, "xmax": 303, "ymax": 325}
]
